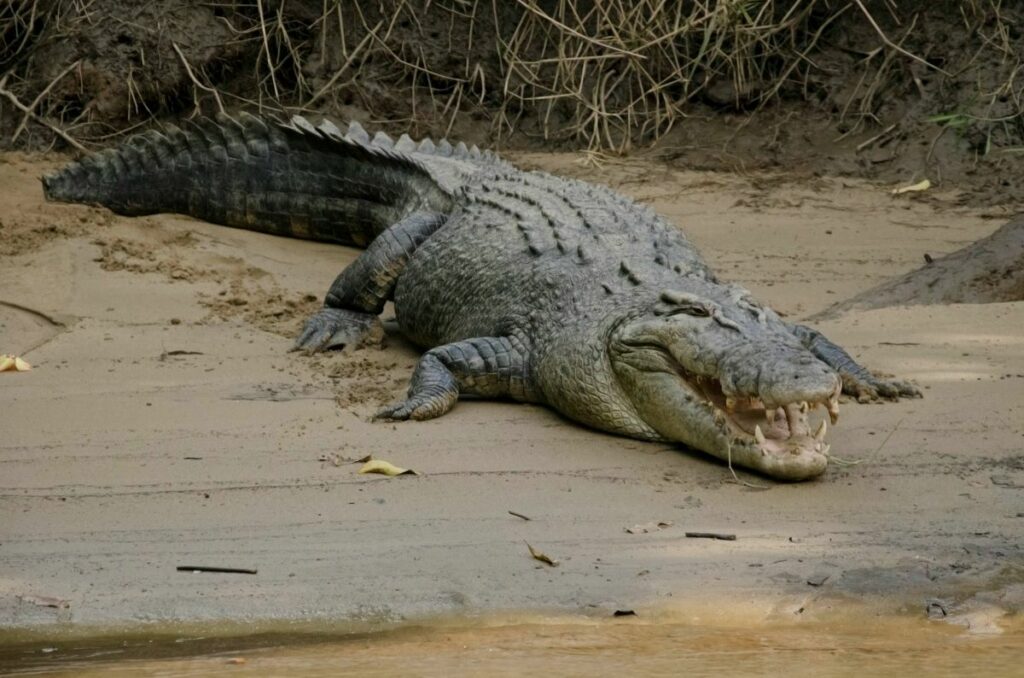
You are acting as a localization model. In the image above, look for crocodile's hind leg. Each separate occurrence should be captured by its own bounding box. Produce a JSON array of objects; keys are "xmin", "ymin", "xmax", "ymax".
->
[
  {"xmin": 376, "ymin": 337, "xmax": 536, "ymax": 420},
  {"xmin": 293, "ymin": 211, "xmax": 447, "ymax": 352},
  {"xmin": 791, "ymin": 324, "xmax": 921, "ymax": 401}
]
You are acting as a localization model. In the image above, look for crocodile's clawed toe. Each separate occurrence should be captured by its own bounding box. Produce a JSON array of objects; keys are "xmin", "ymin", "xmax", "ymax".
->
[
  {"xmin": 842, "ymin": 373, "xmax": 921, "ymax": 402},
  {"xmin": 374, "ymin": 400, "xmax": 445, "ymax": 421},
  {"xmin": 374, "ymin": 402, "xmax": 414, "ymax": 421},
  {"xmin": 292, "ymin": 307, "xmax": 384, "ymax": 354},
  {"xmin": 875, "ymin": 378, "xmax": 922, "ymax": 400},
  {"xmin": 375, "ymin": 391, "xmax": 457, "ymax": 422},
  {"xmin": 291, "ymin": 322, "xmax": 334, "ymax": 353}
]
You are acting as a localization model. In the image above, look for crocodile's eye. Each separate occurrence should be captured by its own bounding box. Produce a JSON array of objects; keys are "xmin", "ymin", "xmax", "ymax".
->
[{"xmin": 668, "ymin": 303, "xmax": 711, "ymax": 318}]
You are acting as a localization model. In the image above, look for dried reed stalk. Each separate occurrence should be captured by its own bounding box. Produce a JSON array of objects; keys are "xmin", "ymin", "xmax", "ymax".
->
[{"xmin": 0, "ymin": 0, "xmax": 1021, "ymax": 155}]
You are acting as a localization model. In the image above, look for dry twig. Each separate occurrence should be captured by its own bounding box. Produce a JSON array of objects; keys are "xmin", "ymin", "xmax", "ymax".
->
[
  {"xmin": 171, "ymin": 42, "xmax": 225, "ymax": 116},
  {"xmin": 10, "ymin": 59, "xmax": 79, "ymax": 142},
  {"xmin": 0, "ymin": 73, "xmax": 86, "ymax": 151}
]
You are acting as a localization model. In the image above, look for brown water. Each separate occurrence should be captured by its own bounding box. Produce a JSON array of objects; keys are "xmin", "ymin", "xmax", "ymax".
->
[{"xmin": 2, "ymin": 611, "xmax": 1022, "ymax": 677}]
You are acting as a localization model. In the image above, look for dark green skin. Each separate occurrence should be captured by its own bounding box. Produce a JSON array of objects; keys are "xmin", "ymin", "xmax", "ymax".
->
[{"xmin": 43, "ymin": 113, "xmax": 919, "ymax": 480}]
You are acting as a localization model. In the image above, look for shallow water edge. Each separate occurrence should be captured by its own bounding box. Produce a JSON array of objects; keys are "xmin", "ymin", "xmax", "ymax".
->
[{"xmin": 2, "ymin": 597, "xmax": 1021, "ymax": 677}]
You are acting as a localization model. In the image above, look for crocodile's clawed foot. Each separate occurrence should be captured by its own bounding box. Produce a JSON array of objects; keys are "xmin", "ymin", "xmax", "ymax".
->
[
  {"xmin": 842, "ymin": 372, "xmax": 922, "ymax": 403},
  {"xmin": 374, "ymin": 356, "xmax": 460, "ymax": 421},
  {"xmin": 374, "ymin": 385, "xmax": 458, "ymax": 421},
  {"xmin": 374, "ymin": 400, "xmax": 416, "ymax": 421},
  {"xmin": 291, "ymin": 307, "xmax": 384, "ymax": 353},
  {"xmin": 374, "ymin": 397, "xmax": 443, "ymax": 422}
]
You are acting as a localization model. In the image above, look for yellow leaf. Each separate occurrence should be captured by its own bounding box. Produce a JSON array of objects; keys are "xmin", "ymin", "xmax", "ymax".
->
[
  {"xmin": 526, "ymin": 542, "xmax": 559, "ymax": 567},
  {"xmin": 358, "ymin": 459, "xmax": 418, "ymax": 476},
  {"xmin": 0, "ymin": 355, "xmax": 30, "ymax": 372},
  {"xmin": 891, "ymin": 179, "xmax": 931, "ymax": 194}
]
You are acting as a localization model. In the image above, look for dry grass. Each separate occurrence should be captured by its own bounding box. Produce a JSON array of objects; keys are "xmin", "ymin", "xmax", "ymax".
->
[
  {"xmin": 498, "ymin": 0, "xmax": 831, "ymax": 150},
  {"xmin": 0, "ymin": 0, "xmax": 99, "ymax": 148},
  {"xmin": 0, "ymin": 0, "xmax": 1021, "ymax": 153}
]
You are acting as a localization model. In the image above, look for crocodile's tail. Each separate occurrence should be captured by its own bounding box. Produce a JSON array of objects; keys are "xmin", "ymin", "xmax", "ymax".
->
[{"xmin": 41, "ymin": 113, "xmax": 463, "ymax": 247}]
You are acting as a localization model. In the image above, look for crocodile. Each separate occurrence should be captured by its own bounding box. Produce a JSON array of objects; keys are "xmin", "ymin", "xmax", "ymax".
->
[{"xmin": 42, "ymin": 113, "xmax": 919, "ymax": 480}]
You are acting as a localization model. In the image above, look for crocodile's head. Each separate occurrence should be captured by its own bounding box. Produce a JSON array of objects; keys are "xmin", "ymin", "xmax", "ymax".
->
[{"xmin": 609, "ymin": 288, "xmax": 840, "ymax": 480}]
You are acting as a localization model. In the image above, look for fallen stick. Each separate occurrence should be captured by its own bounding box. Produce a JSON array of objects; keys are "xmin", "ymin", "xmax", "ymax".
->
[
  {"xmin": 508, "ymin": 510, "xmax": 532, "ymax": 521},
  {"xmin": 176, "ymin": 565, "xmax": 258, "ymax": 575},
  {"xmin": 685, "ymin": 532, "xmax": 737, "ymax": 541}
]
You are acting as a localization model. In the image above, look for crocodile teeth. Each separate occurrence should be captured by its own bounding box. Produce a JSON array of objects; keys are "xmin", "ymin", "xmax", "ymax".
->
[
  {"xmin": 814, "ymin": 419, "xmax": 827, "ymax": 441},
  {"xmin": 821, "ymin": 444, "xmax": 831, "ymax": 457},
  {"xmin": 754, "ymin": 425, "xmax": 767, "ymax": 446},
  {"xmin": 827, "ymin": 395, "xmax": 840, "ymax": 424},
  {"xmin": 799, "ymin": 401, "xmax": 808, "ymax": 414},
  {"xmin": 726, "ymin": 397, "xmax": 737, "ymax": 411}
]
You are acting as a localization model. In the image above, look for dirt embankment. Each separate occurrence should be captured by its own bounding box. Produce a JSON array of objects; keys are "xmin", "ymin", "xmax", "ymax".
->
[
  {"xmin": 2, "ymin": 1, "xmax": 1024, "ymax": 207},
  {"xmin": 1, "ymin": 0, "xmax": 1022, "ymax": 639}
]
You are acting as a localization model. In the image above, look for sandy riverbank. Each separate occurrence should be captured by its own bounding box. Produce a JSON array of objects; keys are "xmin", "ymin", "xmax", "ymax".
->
[{"xmin": 1, "ymin": 151, "xmax": 1021, "ymax": 632}]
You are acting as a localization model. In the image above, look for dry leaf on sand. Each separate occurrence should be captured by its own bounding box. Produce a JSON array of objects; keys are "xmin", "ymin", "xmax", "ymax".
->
[
  {"xmin": 358, "ymin": 459, "xmax": 418, "ymax": 476},
  {"xmin": 0, "ymin": 355, "xmax": 31, "ymax": 372},
  {"xmin": 891, "ymin": 179, "xmax": 931, "ymax": 194},
  {"xmin": 526, "ymin": 542, "xmax": 559, "ymax": 567}
]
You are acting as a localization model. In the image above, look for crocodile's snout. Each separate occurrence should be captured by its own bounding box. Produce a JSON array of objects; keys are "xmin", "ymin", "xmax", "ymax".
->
[{"xmin": 719, "ymin": 345, "xmax": 840, "ymax": 409}]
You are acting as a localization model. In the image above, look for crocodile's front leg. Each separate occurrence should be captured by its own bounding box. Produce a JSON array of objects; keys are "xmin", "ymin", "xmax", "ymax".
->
[
  {"xmin": 293, "ymin": 211, "xmax": 447, "ymax": 352},
  {"xmin": 790, "ymin": 324, "xmax": 921, "ymax": 401},
  {"xmin": 376, "ymin": 336, "xmax": 537, "ymax": 420}
]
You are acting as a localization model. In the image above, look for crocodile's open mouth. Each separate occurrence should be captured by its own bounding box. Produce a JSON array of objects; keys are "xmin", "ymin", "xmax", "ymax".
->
[
  {"xmin": 612, "ymin": 337, "xmax": 841, "ymax": 476},
  {"xmin": 686, "ymin": 370, "xmax": 840, "ymax": 458}
]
